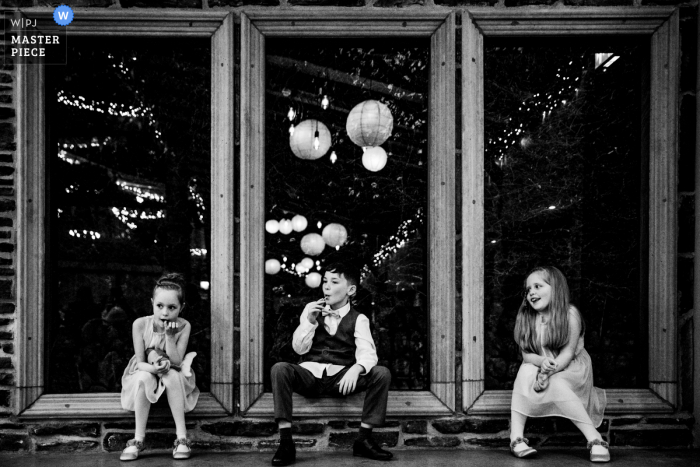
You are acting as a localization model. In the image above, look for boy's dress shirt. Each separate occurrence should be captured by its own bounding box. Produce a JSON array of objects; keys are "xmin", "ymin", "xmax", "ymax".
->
[{"xmin": 293, "ymin": 302, "xmax": 378, "ymax": 378}]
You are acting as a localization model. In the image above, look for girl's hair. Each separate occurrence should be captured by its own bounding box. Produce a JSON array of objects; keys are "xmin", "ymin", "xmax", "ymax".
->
[
  {"xmin": 514, "ymin": 266, "xmax": 582, "ymax": 354},
  {"xmin": 153, "ymin": 272, "xmax": 186, "ymax": 305}
]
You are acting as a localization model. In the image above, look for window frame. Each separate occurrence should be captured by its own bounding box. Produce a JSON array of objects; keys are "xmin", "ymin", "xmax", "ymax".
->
[
  {"xmin": 461, "ymin": 6, "xmax": 680, "ymax": 414},
  {"xmin": 240, "ymin": 10, "xmax": 457, "ymax": 417},
  {"xmin": 15, "ymin": 10, "xmax": 236, "ymax": 417}
]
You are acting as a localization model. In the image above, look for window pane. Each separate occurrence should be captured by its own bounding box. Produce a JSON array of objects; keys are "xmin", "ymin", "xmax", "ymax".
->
[
  {"xmin": 47, "ymin": 38, "xmax": 211, "ymax": 393},
  {"xmin": 263, "ymin": 39, "xmax": 430, "ymax": 391},
  {"xmin": 484, "ymin": 39, "xmax": 646, "ymax": 389}
]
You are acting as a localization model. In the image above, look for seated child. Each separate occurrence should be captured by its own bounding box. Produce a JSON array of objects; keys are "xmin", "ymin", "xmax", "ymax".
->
[{"xmin": 270, "ymin": 262, "xmax": 393, "ymax": 466}]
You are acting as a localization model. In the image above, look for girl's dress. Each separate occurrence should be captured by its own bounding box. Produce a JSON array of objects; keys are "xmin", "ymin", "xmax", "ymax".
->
[
  {"xmin": 120, "ymin": 316, "xmax": 200, "ymax": 412},
  {"xmin": 511, "ymin": 315, "xmax": 606, "ymax": 427}
]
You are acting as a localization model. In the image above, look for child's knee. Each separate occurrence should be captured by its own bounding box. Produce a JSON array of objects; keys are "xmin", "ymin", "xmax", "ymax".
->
[
  {"xmin": 370, "ymin": 365, "xmax": 391, "ymax": 384},
  {"xmin": 271, "ymin": 362, "xmax": 294, "ymax": 379}
]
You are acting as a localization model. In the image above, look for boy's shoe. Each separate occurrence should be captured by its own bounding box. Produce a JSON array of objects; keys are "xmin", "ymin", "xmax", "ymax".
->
[
  {"xmin": 353, "ymin": 438, "xmax": 393, "ymax": 461},
  {"xmin": 587, "ymin": 439, "xmax": 610, "ymax": 463},
  {"xmin": 510, "ymin": 437, "xmax": 537, "ymax": 458},
  {"xmin": 119, "ymin": 439, "xmax": 145, "ymax": 461},
  {"xmin": 271, "ymin": 439, "xmax": 296, "ymax": 466}
]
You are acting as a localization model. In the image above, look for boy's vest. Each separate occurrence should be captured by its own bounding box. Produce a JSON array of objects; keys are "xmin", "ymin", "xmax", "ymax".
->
[{"xmin": 299, "ymin": 308, "xmax": 362, "ymax": 367}]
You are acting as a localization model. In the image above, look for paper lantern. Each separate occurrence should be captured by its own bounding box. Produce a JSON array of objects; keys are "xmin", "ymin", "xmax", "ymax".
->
[
  {"xmin": 300, "ymin": 257, "xmax": 314, "ymax": 270},
  {"xmin": 322, "ymin": 223, "xmax": 348, "ymax": 248},
  {"xmin": 300, "ymin": 233, "xmax": 325, "ymax": 256},
  {"xmin": 295, "ymin": 262, "xmax": 307, "ymax": 274},
  {"xmin": 305, "ymin": 272, "xmax": 322, "ymax": 288},
  {"xmin": 290, "ymin": 119, "xmax": 332, "ymax": 160},
  {"xmin": 346, "ymin": 100, "xmax": 393, "ymax": 148},
  {"xmin": 265, "ymin": 259, "xmax": 281, "ymax": 275},
  {"xmin": 291, "ymin": 215, "xmax": 308, "ymax": 232},
  {"xmin": 265, "ymin": 219, "xmax": 279, "ymax": 234},
  {"xmin": 362, "ymin": 147, "xmax": 388, "ymax": 172},
  {"xmin": 279, "ymin": 219, "xmax": 293, "ymax": 235}
]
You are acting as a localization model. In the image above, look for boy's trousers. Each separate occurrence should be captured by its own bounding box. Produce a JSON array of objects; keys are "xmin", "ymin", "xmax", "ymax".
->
[{"xmin": 271, "ymin": 362, "xmax": 391, "ymax": 426}]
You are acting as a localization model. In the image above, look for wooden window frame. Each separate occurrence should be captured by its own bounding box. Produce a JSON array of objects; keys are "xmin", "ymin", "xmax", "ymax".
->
[
  {"xmin": 15, "ymin": 10, "xmax": 236, "ymax": 417},
  {"xmin": 461, "ymin": 7, "xmax": 680, "ymax": 414},
  {"xmin": 240, "ymin": 11, "xmax": 456, "ymax": 417}
]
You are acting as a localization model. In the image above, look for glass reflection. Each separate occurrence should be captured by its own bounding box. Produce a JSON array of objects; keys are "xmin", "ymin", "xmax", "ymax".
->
[
  {"xmin": 47, "ymin": 38, "xmax": 211, "ymax": 393},
  {"xmin": 264, "ymin": 39, "xmax": 430, "ymax": 391},
  {"xmin": 484, "ymin": 40, "xmax": 646, "ymax": 389}
]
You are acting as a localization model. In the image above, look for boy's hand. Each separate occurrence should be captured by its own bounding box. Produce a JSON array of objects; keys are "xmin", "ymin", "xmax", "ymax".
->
[
  {"xmin": 303, "ymin": 299, "xmax": 326, "ymax": 325},
  {"xmin": 337, "ymin": 364, "xmax": 363, "ymax": 395},
  {"xmin": 541, "ymin": 357, "xmax": 557, "ymax": 373}
]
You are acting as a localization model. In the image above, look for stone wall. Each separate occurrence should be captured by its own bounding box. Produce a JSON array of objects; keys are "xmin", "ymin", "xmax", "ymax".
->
[
  {"xmin": 0, "ymin": 413, "xmax": 695, "ymax": 453},
  {"xmin": 0, "ymin": 0, "xmax": 697, "ymax": 453}
]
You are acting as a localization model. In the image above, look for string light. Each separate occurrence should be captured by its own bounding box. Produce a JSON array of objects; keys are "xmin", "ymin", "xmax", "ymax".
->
[
  {"xmin": 321, "ymin": 95, "xmax": 329, "ymax": 110},
  {"xmin": 287, "ymin": 107, "xmax": 296, "ymax": 121},
  {"xmin": 289, "ymin": 124, "xmax": 295, "ymax": 136},
  {"xmin": 330, "ymin": 151, "xmax": 337, "ymax": 164},
  {"xmin": 69, "ymin": 229, "xmax": 101, "ymax": 240}
]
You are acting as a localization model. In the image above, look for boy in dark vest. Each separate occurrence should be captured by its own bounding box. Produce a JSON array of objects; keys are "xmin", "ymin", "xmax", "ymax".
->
[{"xmin": 270, "ymin": 262, "xmax": 392, "ymax": 466}]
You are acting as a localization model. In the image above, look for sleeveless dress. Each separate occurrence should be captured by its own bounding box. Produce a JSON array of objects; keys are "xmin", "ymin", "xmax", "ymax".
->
[
  {"xmin": 120, "ymin": 316, "xmax": 200, "ymax": 412},
  {"xmin": 511, "ymin": 316, "xmax": 606, "ymax": 427}
]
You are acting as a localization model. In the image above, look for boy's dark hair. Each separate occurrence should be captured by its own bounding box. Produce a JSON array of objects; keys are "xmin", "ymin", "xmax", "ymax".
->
[{"xmin": 324, "ymin": 261, "xmax": 360, "ymax": 287}]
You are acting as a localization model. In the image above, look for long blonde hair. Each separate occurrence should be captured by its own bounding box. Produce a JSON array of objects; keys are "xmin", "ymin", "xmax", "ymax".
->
[{"xmin": 514, "ymin": 266, "xmax": 578, "ymax": 354}]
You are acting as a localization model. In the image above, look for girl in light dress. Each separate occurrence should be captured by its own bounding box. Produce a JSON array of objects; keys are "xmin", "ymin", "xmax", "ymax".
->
[
  {"xmin": 119, "ymin": 273, "xmax": 198, "ymax": 461},
  {"xmin": 510, "ymin": 266, "xmax": 609, "ymax": 463}
]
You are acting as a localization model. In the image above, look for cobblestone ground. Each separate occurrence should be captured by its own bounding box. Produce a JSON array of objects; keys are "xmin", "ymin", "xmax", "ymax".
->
[{"xmin": 0, "ymin": 449, "xmax": 698, "ymax": 467}]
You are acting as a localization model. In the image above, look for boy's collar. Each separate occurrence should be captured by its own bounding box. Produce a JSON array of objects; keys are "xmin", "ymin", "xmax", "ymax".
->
[{"xmin": 325, "ymin": 301, "xmax": 351, "ymax": 317}]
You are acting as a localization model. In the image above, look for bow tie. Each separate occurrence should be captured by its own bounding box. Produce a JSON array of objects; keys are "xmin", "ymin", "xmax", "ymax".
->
[{"xmin": 322, "ymin": 308, "xmax": 340, "ymax": 319}]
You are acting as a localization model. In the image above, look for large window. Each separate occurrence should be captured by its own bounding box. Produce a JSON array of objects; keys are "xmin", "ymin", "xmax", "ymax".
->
[
  {"xmin": 463, "ymin": 7, "xmax": 679, "ymax": 413},
  {"xmin": 46, "ymin": 38, "xmax": 212, "ymax": 395},
  {"xmin": 483, "ymin": 40, "xmax": 646, "ymax": 390},
  {"xmin": 15, "ymin": 11, "xmax": 234, "ymax": 417},
  {"xmin": 241, "ymin": 11, "xmax": 456, "ymax": 417},
  {"xmin": 262, "ymin": 38, "xmax": 430, "ymax": 392}
]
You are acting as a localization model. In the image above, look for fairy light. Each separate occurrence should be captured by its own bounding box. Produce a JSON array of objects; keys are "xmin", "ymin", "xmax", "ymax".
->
[
  {"xmin": 369, "ymin": 208, "xmax": 424, "ymax": 271},
  {"xmin": 287, "ymin": 107, "xmax": 296, "ymax": 121},
  {"xmin": 289, "ymin": 124, "xmax": 295, "ymax": 136},
  {"xmin": 111, "ymin": 207, "xmax": 165, "ymax": 229},
  {"xmin": 116, "ymin": 180, "xmax": 165, "ymax": 202},
  {"xmin": 321, "ymin": 95, "xmax": 329, "ymax": 110},
  {"xmin": 189, "ymin": 179, "xmax": 206, "ymax": 223},
  {"xmin": 330, "ymin": 151, "xmax": 338, "ymax": 164},
  {"xmin": 190, "ymin": 248, "xmax": 208, "ymax": 256},
  {"xmin": 489, "ymin": 54, "xmax": 588, "ymax": 166},
  {"xmin": 69, "ymin": 229, "xmax": 102, "ymax": 240}
]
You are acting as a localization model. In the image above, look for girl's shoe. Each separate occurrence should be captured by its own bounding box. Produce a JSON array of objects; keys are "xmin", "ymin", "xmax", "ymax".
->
[
  {"xmin": 510, "ymin": 437, "xmax": 537, "ymax": 458},
  {"xmin": 173, "ymin": 438, "xmax": 192, "ymax": 460},
  {"xmin": 120, "ymin": 439, "xmax": 145, "ymax": 461},
  {"xmin": 587, "ymin": 439, "xmax": 610, "ymax": 463}
]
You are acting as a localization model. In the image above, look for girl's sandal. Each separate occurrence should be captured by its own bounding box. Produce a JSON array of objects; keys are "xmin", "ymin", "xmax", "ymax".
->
[
  {"xmin": 120, "ymin": 439, "xmax": 145, "ymax": 461},
  {"xmin": 587, "ymin": 439, "xmax": 611, "ymax": 463},
  {"xmin": 510, "ymin": 437, "xmax": 537, "ymax": 458},
  {"xmin": 173, "ymin": 438, "xmax": 192, "ymax": 460}
]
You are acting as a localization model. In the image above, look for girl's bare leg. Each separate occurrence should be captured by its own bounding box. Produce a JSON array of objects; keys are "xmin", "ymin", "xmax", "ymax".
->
[{"xmin": 134, "ymin": 383, "xmax": 151, "ymax": 441}]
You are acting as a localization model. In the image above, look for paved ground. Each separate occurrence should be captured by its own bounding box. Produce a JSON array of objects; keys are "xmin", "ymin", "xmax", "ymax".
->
[{"xmin": 0, "ymin": 449, "xmax": 698, "ymax": 467}]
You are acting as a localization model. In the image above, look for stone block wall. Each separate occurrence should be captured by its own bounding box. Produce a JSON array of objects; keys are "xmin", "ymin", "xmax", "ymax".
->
[
  {"xmin": 0, "ymin": 0, "xmax": 697, "ymax": 453},
  {"xmin": 0, "ymin": 414, "xmax": 694, "ymax": 453}
]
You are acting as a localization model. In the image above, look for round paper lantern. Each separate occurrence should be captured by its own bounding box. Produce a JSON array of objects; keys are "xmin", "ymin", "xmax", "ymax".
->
[
  {"xmin": 289, "ymin": 119, "xmax": 332, "ymax": 160},
  {"xmin": 346, "ymin": 100, "xmax": 393, "ymax": 148},
  {"xmin": 362, "ymin": 147, "xmax": 388, "ymax": 172},
  {"xmin": 265, "ymin": 259, "xmax": 281, "ymax": 275},
  {"xmin": 322, "ymin": 223, "xmax": 348, "ymax": 248},
  {"xmin": 300, "ymin": 233, "xmax": 325, "ymax": 256},
  {"xmin": 291, "ymin": 215, "xmax": 308, "ymax": 232},
  {"xmin": 300, "ymin": 257, "xmax": 315, "ymax": 270},
  {"xmin": 295, "ymin": 262, "xmax": 307, "ymax": 274},
  {"xmin": 279, "ymin": 219, "xmax": 293, "ymax": 235},
  {"xmin": 265, "ymin": 220, "xmax": 279, "ymax": 234},
  {"xmin": 305, "ymin": 272, "xmax": 322, "ymax": 288}
]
